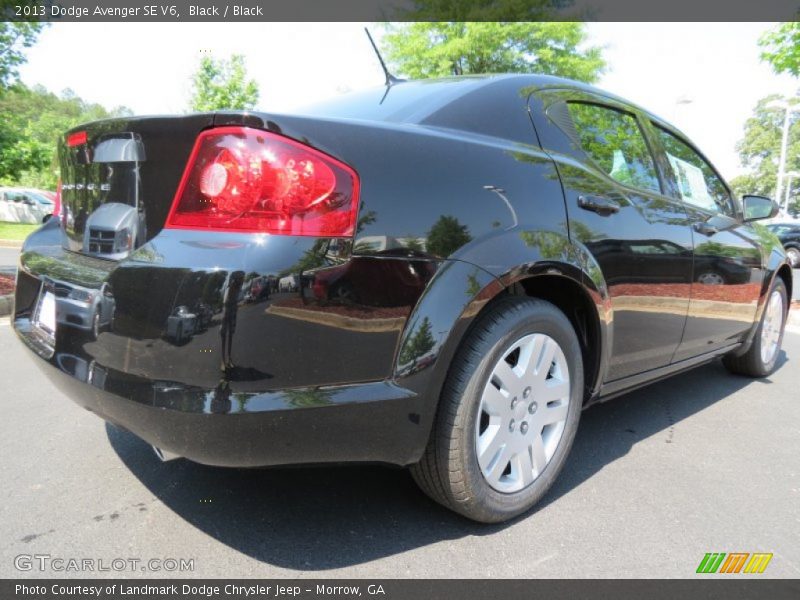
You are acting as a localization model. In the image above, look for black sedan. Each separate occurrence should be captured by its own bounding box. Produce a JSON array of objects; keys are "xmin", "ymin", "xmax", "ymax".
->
[
  {"xmin": 768, "ymin": 222, "xmax": 800, "ymax": 267},
  {"xmin": 13, "ymin": 74, "xmax": 793, "ymax": 523}
]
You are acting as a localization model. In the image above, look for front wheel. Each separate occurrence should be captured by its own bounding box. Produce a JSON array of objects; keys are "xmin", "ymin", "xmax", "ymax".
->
[
  {"xmin": 723, "ymin": 278, "xmax": 788, "ymax": 377},
  {"xmin": 411, "ymin": 296, "xmax": 583, "ymax": 523}
]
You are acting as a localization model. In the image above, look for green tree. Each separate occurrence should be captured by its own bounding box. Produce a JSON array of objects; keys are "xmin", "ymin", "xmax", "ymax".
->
[
  {"xmin": 382, "ymin": 22, "xmax": 604, "ymax": 82},
  {"xmin": 189, "ymin": 54, "xmax": 259, "ymax": 112},
  {"xmin": 398, "ymin": 0, "xmax": 573, "ymax": 20},
  {"xmin": 759, "ymin": 22, "xmax": 800, "ymax": 77},
  {"xmin": 0, "ymin": 85, "xmax": 132, "ymax": 187},
  {"xmin": 398, "ymin": 316, "xmax": 436, "ymax": 366},
  {"xmin": 0, "ymin": 21, "xmax": 44, "ymax": 88},
  {"xmin": 729, "ymin": 94, "xmax": 800, "ymax": 212},
  {"xmin": 426, "ymin": 215, "xmax": 472, "ymax": 258}
]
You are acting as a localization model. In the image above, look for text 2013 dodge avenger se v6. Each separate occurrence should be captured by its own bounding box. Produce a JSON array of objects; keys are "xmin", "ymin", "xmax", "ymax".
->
[{"xmin": 14, "ymin": 75, "xmax": 792, "ymax": 523}]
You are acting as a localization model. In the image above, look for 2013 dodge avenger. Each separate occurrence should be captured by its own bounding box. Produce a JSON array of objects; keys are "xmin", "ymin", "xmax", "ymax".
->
[{"xmin": 13, "ymin": 74, "xmax": 792, "ymax": 522}]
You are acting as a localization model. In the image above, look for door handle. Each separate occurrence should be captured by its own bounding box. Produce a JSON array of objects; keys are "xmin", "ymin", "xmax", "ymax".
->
[
  {"xmin": 577, "ymin": 195, "xmax": 620, "ymax": 216},
  {"xmin": 693, "ymin": 221, "xmax": 719, "ymax": 236}
]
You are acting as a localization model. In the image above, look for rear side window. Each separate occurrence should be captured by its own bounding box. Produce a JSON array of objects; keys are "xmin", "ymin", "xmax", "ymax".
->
[
  {"xmin": 653, "ymin": 125, "xmax": 734, "ymax": 216},
  {"xmin": 566, "ymin": 102, "xmax": 661, "ymax": 194}
]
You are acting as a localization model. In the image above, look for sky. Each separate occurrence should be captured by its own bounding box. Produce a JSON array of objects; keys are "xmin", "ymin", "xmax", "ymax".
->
[{"xmin": 17, "ymin": 22, "xmax": 800, "ymax": 181}]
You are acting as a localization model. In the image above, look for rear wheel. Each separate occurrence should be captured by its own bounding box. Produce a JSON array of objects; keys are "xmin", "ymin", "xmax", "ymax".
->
[
  {"xmin": 723, "ymin": 278, "xmax": 788, "ymax": 377},
  {"xmin": 411, "ymin": 296, "xmax": 583, "ymax": 523}
]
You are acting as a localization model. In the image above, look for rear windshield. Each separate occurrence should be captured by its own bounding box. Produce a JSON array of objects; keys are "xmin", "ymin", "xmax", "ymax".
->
[{"xmin": 294, "ymin": 79, "xmax": 488, "ymax": 123}]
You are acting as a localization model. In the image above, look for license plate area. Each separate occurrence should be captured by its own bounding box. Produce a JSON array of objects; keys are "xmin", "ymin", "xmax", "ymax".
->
[{"xmin": 31, "ymin": 284, "xmax": 57, "ymax": 349}]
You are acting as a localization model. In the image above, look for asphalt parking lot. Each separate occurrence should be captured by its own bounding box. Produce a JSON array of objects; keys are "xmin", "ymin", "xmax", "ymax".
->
[{"xmin": 1, "ymin": 315, "xmax": 798, "ymax": 578}]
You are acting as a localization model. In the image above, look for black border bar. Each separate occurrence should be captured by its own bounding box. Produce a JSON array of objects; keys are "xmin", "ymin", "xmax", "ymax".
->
[
  {"xmin": 4, "ymin": 579, "xmax": 800, "ymax": 600},
  {"xmin": 2, "ymin": 0, "xmax": 800, "ymax": 22}
]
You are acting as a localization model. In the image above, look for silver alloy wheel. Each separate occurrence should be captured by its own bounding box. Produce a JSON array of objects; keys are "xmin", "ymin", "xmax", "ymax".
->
[
  {"xmin": 760, "ymin": 289, "xmax": 784, "ymax": 365},
  {"xmin": 475, "ymin": 333, "xmax": 570, "ymax": 493}
]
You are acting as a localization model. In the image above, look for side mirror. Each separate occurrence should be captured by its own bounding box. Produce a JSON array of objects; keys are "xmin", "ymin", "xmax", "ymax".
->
[{"xmin": 742, "ymin": 195, "xmax": 778, "ymax": 222}]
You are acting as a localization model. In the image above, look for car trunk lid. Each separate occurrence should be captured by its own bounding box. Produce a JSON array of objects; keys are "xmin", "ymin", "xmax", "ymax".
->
[{"xmin": 59, "ymin": 114, "xmax": 216, "ymax": 259}]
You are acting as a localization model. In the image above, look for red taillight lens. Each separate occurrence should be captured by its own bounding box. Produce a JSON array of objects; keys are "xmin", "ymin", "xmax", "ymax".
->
[
  {"xmin": 53, "ymin": 179, "xmax": 62, "ymax": 219},
  {"xmin": 66, "ymin": 131, "xmax": 87, "ymax": 147},
  {"xmin": 166, "ymin": 127, "xmax": 360, "ymax": 237}
]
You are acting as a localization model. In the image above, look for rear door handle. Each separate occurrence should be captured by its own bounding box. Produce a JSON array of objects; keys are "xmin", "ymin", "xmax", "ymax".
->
[{"xmin": 577, "ymin": 195, "xmax": 620, "ymax": 216}]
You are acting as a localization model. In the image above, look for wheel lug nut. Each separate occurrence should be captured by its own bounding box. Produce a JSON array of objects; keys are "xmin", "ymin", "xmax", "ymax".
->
[
  {"xmin": 511, "ymin": 397, "xmax": 518, "ymax": 409},
  {"xmin": 528, "ymin": 401, "xmax": 538, "ymax": 414},
  {"xmin": 508, "ymin": 419, "xmax": 516, "ymax": 432},
  {"xmin": 523, "ymin": 386, "xmax": 532, "ymax": 399},
  {"xmin": 520, "ymin": 421, "xmax": 529, "ymax": 434}
]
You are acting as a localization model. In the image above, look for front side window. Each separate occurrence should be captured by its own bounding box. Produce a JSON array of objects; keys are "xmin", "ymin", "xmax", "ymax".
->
[
  {"xmin": 654, "ymin": 125, "xmax": 733, "ymax": 216},
  {"xmin": 566, "ymin": 102, "xmax": 661, "ymax": 194}
]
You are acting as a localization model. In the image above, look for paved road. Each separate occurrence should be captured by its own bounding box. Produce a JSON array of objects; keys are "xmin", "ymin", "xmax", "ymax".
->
[{"xmin": 0, "ymin": 319, "xmax": 798, "ymax": 579}]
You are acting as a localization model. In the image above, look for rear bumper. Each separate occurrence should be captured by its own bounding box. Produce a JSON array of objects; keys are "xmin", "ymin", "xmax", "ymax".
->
[
  {"xmin": 12, "ymin": 226, "xmax": 433, "ymax": 467},
  {"xmin": 16, "ymin": 321, "xmax": 421, "ymax": 467}
]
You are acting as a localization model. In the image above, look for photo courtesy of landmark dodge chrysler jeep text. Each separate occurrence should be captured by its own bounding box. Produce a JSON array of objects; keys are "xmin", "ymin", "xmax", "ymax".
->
[{"xmin": 13, "ymin": 74, "xmax": 792, "ymax": 523}]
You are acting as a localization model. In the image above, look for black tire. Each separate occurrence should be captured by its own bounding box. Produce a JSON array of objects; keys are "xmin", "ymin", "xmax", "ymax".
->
[
  {"xmin": 411, "ymin": 296, "xmax": 584, "ymax": 523},
  {"xmin": 723, "ymin": 277, "xmax": 788, "ymax": 377}
]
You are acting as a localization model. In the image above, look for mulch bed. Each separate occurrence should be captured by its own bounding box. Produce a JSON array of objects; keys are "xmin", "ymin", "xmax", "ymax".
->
[
  {"xmin": 0, "ymin": 274, "xmax": 14, "ymax": 296},
  {"xmin": 611, "ymin": 283, "xmax": 762, "ymax": 304},
  {"xmin": 272, "ymin": 295, "xmax": 410, "ymax": 320}
]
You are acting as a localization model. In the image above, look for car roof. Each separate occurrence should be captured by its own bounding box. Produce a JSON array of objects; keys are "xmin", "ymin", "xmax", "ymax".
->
[{"xmin": 295, "ymin": 73, "xmax": 688, "ymax": 141}]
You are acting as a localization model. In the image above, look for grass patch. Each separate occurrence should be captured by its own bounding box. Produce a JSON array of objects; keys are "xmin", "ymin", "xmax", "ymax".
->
[{"xmin": 0, "ymin": 222, "xmax": 39, "ymax": 241}]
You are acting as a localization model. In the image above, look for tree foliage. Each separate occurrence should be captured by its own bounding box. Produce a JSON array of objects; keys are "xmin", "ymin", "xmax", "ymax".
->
[
  {"xmin": 398, "ymin": 316, "xmax": 436, "ymax": 366},
  {"xmin": 189, "ymin": 54, "xmax": 259, "ymax": 112},
  {"xmin": 426, "ymin": 215, "xmax": 472, "ymax": 257},
  {"xmin": 0, "ymin": 21, "xmax": 44, "ymax": 88},
  {"xmin": 398, "ymin": 0, "xmax": 574, "ymax": 20},
  {"xmin": 759, "ymin": 22, "xmax": 800, "ymax": 77},
  {"xmin": 729, "ymin": 94, "xmax": 800, "ymax": 212},
  {"xmin": 0, "ymin": 85, "xmax": 132, "ymax": 188},
  {"xmin": 381, "ymin": 22, "xmax": 605, "ymax": 82}
]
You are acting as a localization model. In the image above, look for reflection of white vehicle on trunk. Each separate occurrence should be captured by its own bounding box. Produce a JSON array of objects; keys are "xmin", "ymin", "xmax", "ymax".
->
[
  {"xmin": 0, "ymin": 187, "xmax": 56, "ymax": 224},
  {"xmin": 166, "ymin": 305, "xmax": 197, "ymax": 343},
  {"xmin": 56, "ymin": 282, "xmax": 115, "ymax": 339},
  {"xmin": 72, "ymin": 133, "xmax": 147, "ymax": 260}
]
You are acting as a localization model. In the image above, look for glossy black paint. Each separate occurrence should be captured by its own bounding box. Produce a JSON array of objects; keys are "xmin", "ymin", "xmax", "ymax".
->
[{"xmin": 14, "ymin": 74, "xmax": 792, "ymax": 467}]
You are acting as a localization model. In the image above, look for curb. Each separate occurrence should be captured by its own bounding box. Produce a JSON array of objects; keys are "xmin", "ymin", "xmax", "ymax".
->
[
  {"xmin": 0, "ymin": 239, "xmax": 22, "ymax": 248},
  {"xmin": 0, "ymin": 294, "xmax": 12, "ymax": 317}
]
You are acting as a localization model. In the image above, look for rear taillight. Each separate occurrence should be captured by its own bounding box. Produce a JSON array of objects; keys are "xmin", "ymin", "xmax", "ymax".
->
[
  {"xmin": 66, "ymin": 131, "xmax": 87, "ymax": 147},
  {"xmin": 166, "ymin": 127, "xmax": 360, "ymax": 237},
  {"xmin": 53, "ymin": 179, "xmax": 62, "ymax": 219}
]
